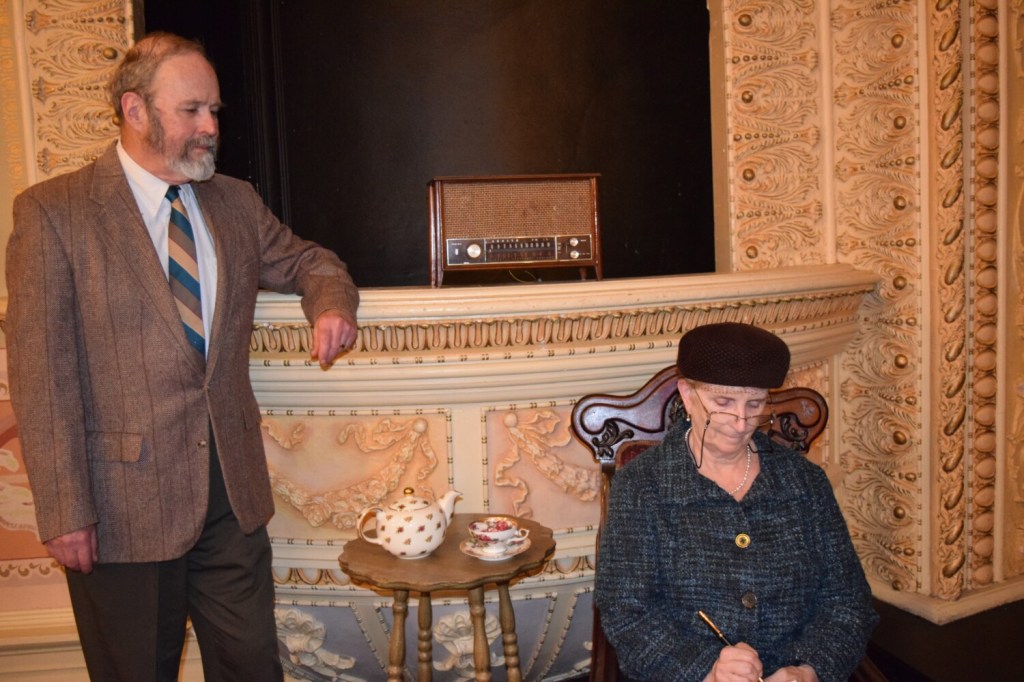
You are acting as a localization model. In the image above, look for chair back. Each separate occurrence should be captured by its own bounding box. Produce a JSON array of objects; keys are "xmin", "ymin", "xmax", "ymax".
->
[{"xmin": 570, "ymin": 364, "xmax": 829, "ymax": 681}]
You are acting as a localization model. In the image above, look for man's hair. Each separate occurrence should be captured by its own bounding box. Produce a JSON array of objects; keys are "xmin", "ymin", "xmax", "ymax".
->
[{"xmin": 108, "ymin": 31, "xmax": 208, "ymax": 124}]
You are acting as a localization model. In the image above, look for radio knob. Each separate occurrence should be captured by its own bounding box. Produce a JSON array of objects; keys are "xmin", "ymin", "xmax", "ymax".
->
[
  {"xmin": 569, "ymin": 237, "xmax": 579, "ymax": 247},
  {"xmin": 570, "ymin": 250, "xmax": 580, "ymax": 259},
  {"xmin": 467, "ymin": 243, "xmax": 482, "ymax": 259}
]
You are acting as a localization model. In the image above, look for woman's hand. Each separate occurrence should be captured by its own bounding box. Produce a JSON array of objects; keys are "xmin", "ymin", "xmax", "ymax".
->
[
  {"xmin": 705, "ymin": 643, "xmax": 764, "ymax": 682},
  {"xmin": 764, "ymin": 664, "xmax": 819, "ymax": 682}
]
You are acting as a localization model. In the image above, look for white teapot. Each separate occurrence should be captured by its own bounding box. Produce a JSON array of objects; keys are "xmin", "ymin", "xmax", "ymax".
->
[{"xmin": 357, "ymin": 487, "xmax": 461, "ymax": 559}]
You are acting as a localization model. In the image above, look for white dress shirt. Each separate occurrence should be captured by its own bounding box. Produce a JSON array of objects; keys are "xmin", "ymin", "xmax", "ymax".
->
[{"xmin": 116, "ymin": 140, "xmax": 218, "ymax": 352}]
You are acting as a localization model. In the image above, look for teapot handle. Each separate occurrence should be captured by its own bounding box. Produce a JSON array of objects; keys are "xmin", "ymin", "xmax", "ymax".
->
[{"xmin": 357, "ymin": 507, "xmax": 384, "ymax": 546}]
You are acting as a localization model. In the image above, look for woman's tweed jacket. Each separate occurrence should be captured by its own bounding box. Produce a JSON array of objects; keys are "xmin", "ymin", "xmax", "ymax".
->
[{"xmin": 594, "ymin": 421, "xmax": 877, "ymax": 681}]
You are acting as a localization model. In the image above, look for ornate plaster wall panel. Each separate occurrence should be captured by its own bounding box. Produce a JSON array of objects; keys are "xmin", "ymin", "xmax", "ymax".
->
[
  {"xmin": 966, "ymin": 0, "xmax": 1001, "ymax": 591},
  {"xmin": 16, "ymin": 0, "xmax": 126, "ymax": 180},
  {"xmin": 483, "ymin": 404, "xmax": 600, "ymax": 529},
  {"xmin": 261, "ymin": 410, "xmax": 453, "ymax": 541},
  {"xmin": 831, "ymin": 0, "xmax": 922, "ymax": 595},
  {"xmin": 1, "ymin": 0, "xmax": 29, "ymax": 198},
  {"xmin": 925, "ymin": 0, "xmax": 971, "ymax": 601},
  {"xmin": 1009, "ymin": 0, "xmax": 1024, "ymax": 579},
  {"xmin": 721, "ymin": 0, "xmax": 825, "ymax": 269}
]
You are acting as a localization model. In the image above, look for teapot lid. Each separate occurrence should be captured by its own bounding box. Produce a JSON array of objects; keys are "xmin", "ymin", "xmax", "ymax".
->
[{"xmin": 389, "ymin": 487, "xmax": 433, "ymax": 511}]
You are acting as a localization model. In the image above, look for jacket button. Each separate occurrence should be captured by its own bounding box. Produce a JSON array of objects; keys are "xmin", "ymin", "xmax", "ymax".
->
[
  {"xmin": 735, "ymin": 533, "xmax": 751, "ymax": 548},
  {"xmin": 741, "ymin": 591, "xmax": 757, "ymax": 609}
]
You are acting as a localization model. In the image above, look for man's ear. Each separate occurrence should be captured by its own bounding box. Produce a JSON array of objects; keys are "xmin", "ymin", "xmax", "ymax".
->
[{"xmin": 121, "ymin": 92, "xmax": 147, "ymax": 130}]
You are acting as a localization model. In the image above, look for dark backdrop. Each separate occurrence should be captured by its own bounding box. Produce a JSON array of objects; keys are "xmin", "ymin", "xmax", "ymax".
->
[{"xmin": 143, "ymin": 0, "xmax": 715, "ymax": 287}]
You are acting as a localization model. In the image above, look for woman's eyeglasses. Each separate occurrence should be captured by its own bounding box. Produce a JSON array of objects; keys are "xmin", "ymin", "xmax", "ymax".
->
[
  {"xmin": 689, "ymin": 390, "xmax": 775, "ymax": 469},
  {"xmin": 692, "ymin": 391, "xmax": 774, "ymax": 428}
]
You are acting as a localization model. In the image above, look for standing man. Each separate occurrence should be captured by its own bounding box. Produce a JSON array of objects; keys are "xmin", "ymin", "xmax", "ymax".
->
[{"xmin": 5, "ymin": 32, "xmax": 358, "ymax": 681}]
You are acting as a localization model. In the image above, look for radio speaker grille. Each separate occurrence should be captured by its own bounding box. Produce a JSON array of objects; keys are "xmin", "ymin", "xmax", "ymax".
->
[{"xmin": 429, "ymin": 174, "xmax": 602, "ymax": 286}]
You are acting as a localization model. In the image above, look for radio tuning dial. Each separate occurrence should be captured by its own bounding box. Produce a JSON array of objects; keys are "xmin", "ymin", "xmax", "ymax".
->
[
  {"xmin": 467, "ymin": 243, "xmax": 483, "ymax": 259},
  {"xmin": 570, "ymin": 250, "xmax": 580, "ymax": 259},
  {"xmin": 569, "ymin": 237, "xmax": 579, "ymax": 247}
]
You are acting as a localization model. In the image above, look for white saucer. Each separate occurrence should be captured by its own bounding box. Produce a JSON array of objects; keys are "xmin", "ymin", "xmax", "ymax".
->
[{"xmin": 460, "ymin": 538, "xmax": 531, "ymax": 561}]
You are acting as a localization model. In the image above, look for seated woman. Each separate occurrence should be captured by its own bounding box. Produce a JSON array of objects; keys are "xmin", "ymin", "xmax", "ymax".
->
[{"xmin": 594, "ymin": 322, "xmax": 877, "ymax": 682}]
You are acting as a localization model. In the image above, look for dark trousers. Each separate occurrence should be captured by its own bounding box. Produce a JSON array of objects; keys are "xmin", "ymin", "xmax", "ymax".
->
[{"xmin": 66, "ymin": 441, "xmax": 282, "ymax": 682}]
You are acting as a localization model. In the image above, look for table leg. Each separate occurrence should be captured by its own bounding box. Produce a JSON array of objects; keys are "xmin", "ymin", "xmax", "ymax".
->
[
  {"xmin": 388, "ymin": 589, "xmax": 409, "ymax": 682},
  {"xmin": 497, "ymin": 583, "xmax": 522, "ymax": 682},
  {"xmin": 467, "ymin": 585, "xmax": 492, "ymax": 682},
  {"xmin": 418, "ymin": 591, "xmax": 433, "ymax": 681}
]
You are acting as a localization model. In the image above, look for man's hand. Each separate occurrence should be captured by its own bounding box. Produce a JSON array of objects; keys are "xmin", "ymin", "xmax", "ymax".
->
[
  {"xmin": 45, "ymin": 525, "xmax": 98, "ymax": 574},
  {"xmin": 310, "ymin": 309, "xmax": 357, "ymax": 369}
]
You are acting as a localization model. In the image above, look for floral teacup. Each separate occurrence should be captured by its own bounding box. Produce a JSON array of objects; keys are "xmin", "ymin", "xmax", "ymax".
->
[{"xmin": 468, "ymin": 516, "xmax": 530, "ymax": 554}]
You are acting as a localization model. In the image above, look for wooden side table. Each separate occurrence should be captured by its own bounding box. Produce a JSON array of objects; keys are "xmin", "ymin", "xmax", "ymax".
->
[{"xmin": 339, "ymin": 513, "xmax": 555, "ymax": 682}]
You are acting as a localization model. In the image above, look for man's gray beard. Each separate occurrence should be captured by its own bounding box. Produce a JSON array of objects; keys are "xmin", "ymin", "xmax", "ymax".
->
[
  {"xmin": 144, "ymin": 111, "xmax": 218, "ymax": 182},
  {"xmin": 171, "ymin": 143, "xmax": 217, "ymax": 182}
]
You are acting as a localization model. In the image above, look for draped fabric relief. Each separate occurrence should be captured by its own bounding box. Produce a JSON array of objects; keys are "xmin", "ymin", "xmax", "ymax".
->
[
  {"xmin": 486, "ymin": 405, "xmax": 600, "ymax": 526},
  {"xmin": 262, "ymin": 411, "xmax": 452, "ymax": 538}
]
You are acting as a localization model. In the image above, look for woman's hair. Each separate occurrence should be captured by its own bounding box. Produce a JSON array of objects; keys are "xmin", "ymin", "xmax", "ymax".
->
[{"xmin": 108, "ymin": 32, "xmax": 209, "ymax": 124}]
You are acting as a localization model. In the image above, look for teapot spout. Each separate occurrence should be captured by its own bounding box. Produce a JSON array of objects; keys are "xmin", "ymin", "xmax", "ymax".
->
[{"xmin": 439, "ymin": 490, "xmax": 461, "ymax": 523}]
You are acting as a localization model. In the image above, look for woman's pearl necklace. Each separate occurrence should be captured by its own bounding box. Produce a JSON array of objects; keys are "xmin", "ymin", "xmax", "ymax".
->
[
  {"xmin": 686, "ymin": 425, "xmax": 752, "ymax": 496},
  {"xmin": 728, "ymin": 445, "xmax": 753, "ymax": 496}
]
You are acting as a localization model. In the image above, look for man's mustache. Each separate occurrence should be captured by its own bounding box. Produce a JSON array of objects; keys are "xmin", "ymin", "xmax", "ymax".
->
[{"xmin": 185, "ymin": 135, "xmax": 219, "ymax": 156}]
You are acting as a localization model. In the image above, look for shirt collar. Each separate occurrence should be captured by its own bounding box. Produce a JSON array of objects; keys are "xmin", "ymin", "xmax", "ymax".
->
[{"xmin": 116, "ymin": 139, "xmax": 185, "ymax": 220}]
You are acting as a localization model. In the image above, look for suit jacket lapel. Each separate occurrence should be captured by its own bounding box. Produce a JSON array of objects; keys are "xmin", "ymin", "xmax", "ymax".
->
[
  {"xmin": 88, "ymin": 145, "xmax": 207, "ymax": 374},
  {"xmin": 193, "ymin": 180, "xmax": 236, "ymax": 375}
]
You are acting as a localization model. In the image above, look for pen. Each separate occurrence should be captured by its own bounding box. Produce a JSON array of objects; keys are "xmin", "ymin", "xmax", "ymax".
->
[{"xmin": 697, "ymin": 610, "xmax": 765, "ymax": 682}]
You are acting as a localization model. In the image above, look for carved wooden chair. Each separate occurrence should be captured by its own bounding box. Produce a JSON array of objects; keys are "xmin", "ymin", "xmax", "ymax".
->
[{"xmin": 571, "ymin": 365, "xmax": 885, "ymax": 682}]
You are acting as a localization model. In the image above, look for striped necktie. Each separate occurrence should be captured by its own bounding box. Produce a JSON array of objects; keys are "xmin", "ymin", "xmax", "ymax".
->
[{"xmin": 166, "ymin": 185, "xmax": 205, "ymax": 360}]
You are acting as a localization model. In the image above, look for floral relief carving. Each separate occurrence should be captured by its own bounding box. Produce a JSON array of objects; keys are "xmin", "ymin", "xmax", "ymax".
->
[
  {"xmin": 266, "ymin": 416, "xmax": 442, "ymax": 530},
  {"xmin": 275, "ymin": 608, "xmax": 357, "ymax": 678},
  {"xmin": 928, "ymin": 0, "xmax": 969, "ymax": 601},
  {"xmin": 433, "ymin": 611, "xmax": 503, "ymax": 678},
  {"xmin": 832, "ymin": 0, "xmax": 920, "ymax": 592},
  {"xmin": 21, "ymin": 0, "xmax": 127, "ymax": 177},
  {"xmin": 493, "ymin": 409, "xmax": 600, "ymax": 519},
  {"xmin": 723, "ymin": 0, "xmax": 823, "ymax": 268}
]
